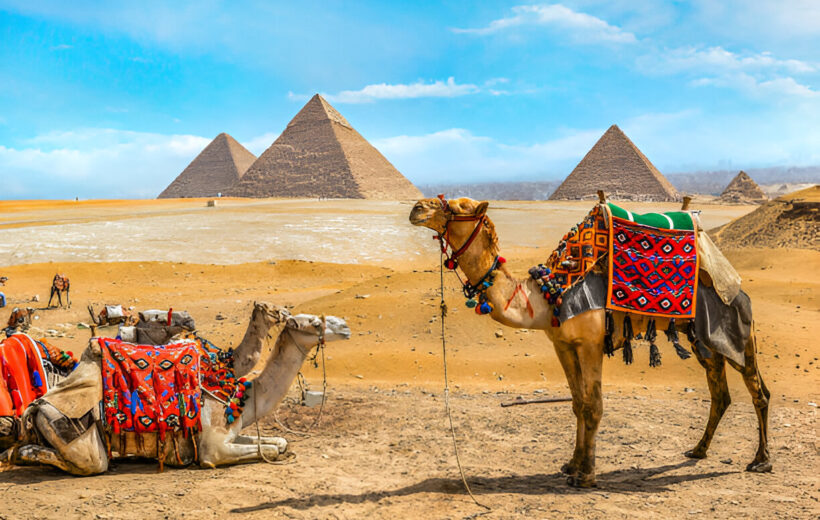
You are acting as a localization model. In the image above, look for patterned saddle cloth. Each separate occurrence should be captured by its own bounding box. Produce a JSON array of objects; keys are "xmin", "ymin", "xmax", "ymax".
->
[
  {"xmin": 101, "ymin": 339, "xmax": 202, "ymax": 439},
  {"xmin": 0, "ymin": 334, "xmax": 77, "ymax": 417},
  {"xmin": 536, "ymin": 203, "xmax": 699, "ymax": 319}
]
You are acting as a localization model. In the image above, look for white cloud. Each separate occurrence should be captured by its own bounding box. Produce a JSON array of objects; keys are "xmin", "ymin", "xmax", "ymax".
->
[
  {"xmin": 0, "ymin": 128, "xmax": 210, "ymax": 198},
  {"xmin": 374, "ymin": 107, "xmax": 820, "ymax": 186},
  {"xmin": 453, "ymin": 4, "xmax": 637, "ymax": 43},
  {"xmin": 689, "ymin": 72, "xmax": 819, "ymax": 99},
  {"xmin": 319, "ymin": 78, "xmax": 480, "ymax": 104},
  {"xmin": 50, "ymin": 44, "xmax": 72, "ymax": 51},
  {"xmin": 241, "ymin": 132, "xmax": 279, "ymax": 156},
  {"xmin": 643, "ymin": 46, "xmax": 816, "ymax": 75},
  {"xmin": 373, "ymin": 128, "xmax": 602, "ymax": 184}
]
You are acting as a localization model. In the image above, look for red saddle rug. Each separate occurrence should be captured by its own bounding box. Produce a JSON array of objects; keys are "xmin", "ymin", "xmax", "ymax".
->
[
  {"xmin": 101, "ymin": 339, "xmax": 201, "ymax": 439},
  {"xmin": 607, "ymin": 216, "xmax": 699, "ymax": 318}
]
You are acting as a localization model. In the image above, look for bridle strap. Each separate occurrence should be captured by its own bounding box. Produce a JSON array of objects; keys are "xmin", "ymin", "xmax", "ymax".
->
[{"xmin": 436, "ymin": 195, "xmax": 487, "ymax": 263}]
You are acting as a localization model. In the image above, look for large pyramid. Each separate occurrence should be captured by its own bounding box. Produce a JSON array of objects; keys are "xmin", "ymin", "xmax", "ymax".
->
[
  {"xmin": 720, "ymin": 170, "xmax": 768, "ymax": 204},
  {"xmin": 158, "ymin": 133, "xmax": 256, "ymax": 199},
  {"xmin": 549, "ymin": 125, "xmax": 679, "ymax": 202},
  {"xmin": 227, "ymin": 94, "xmax": 422, "ymax": 199}
]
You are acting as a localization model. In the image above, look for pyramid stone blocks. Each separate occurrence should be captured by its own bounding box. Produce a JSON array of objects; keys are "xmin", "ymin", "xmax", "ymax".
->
[{"xmin": 549, "ymin": 125, "xmax": 679, "ymax": 202}]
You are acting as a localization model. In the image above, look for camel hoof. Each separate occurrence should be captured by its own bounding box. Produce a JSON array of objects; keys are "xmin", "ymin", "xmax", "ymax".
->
[
  {"xmin": 566, "ymin": 475, "xmax": 597, "ymax": 488},
  {"xmin": 684, "ymin": 449, "xmax": 707, "ymax": 460},
  {"xmin": 560, "ymin": 462, "xmax": 578, "ymax": 476},
  {"xmin": 746, "ymin": 460, "xmax": 772, "ymax": 473}
]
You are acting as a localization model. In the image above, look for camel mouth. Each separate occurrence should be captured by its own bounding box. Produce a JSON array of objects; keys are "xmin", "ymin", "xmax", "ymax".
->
[{"xmin": 409, "ymin": 212, "xmax": 431, "ymax": 225}]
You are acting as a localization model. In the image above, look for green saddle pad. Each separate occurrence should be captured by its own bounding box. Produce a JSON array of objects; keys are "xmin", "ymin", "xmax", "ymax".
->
[{"xmin": 607, "ymin": 202, "xmax": 694, "ymax": 231}]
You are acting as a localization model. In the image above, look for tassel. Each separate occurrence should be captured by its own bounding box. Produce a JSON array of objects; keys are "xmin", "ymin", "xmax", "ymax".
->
[
  {"xmin": 649, "ymin": 344, "xmax": 661, "ymax": 367},
  {"xmin": 646, "ymin": 319, "xmax": 661, "ymax": 367},
  {"xmin": 665, "ymin": 319, "xmax": 691, "ymax": 360},
  {"xmin": 686, "ymin": 319, "xmax": 711, "ymax": 359},
  {"xmin": 157, "ymin": 437, "xmax": 164, "ymax": 473},
  {"xmin": 603, "ymin": 310, "xmax": 615, "ymax": 357},
  {"xmin": 172, "ymin": 431, "xmax": 182, "ymax": 465},
  {"xmin": 622, "ymin": 315, "xmax": 633, "ymax": 365}
]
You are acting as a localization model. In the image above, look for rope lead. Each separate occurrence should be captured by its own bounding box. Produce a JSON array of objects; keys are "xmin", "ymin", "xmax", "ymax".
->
[{"xmin": 440, "ymin": 252, "xmax": 491, "ymax": 512}]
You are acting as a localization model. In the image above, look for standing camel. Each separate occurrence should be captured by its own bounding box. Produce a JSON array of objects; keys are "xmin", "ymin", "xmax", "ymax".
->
[
  {"xmin": 47, "ymin": 274, "xmax": 70, "ymax": 308},
  {"xmin": 409, "ymin": 197, "xmax": 770, "ymax": 487},
  {"xmin": 5, "ymin": 304, "xmax": 350, "ymax": 475}
]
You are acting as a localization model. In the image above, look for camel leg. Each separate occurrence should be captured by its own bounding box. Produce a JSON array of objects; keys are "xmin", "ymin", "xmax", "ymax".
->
[
  {"xmin": 567, "ymin": 338, "xmax": 604, "ymax": 488},
  {"xmin": 65, "ymin": 289, "xmax": 70, "ymax": 308},
  {"xmin": 47, "ymin": 287, "xmax": 55, "ymax": 308},
  {"xmin": 551, "ymin": 339, "xmax": 584, "ymax": 477},
  {"xmin": 233, "ymin": 434, "xmax": 288, "ymax": 451},
  {"xmin": 729, "ymin": 332, "xmax": 772, "ymax": 473},
  {"xmin": 198, "ymin": 441, "xmax": 285, "ymax": 468},
  {"xmin": 29, "ymin": 405, "xmax": 109, "ymax": 476},
  {"xmin": 11, "ymin": 444, "xmax": 73, "ymax": 472},
  {"xmin": 686, "ymin": 351, "xmax": 730, "ymax": 459}
]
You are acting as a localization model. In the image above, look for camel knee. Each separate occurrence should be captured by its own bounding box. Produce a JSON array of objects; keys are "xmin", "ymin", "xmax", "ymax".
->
[{"xmin": 580, "ymin": 401, "xmax": 602, "ymax": 426}]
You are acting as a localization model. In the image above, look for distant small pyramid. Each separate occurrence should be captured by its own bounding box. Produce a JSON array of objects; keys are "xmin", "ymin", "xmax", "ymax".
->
[
  {"xmin": 719, "ymin": 171, "xmax": 768, "ymax": 204},
  {"xmin": 158, "ymin": 133, "xmax": 256, "ymax": 198},
  {"xmin": 549, "ymin": 125, "xmax": 679, "ymax": 202},
  {"xmin": 227, "ymin": 94, "xmax": 422, "ymax": 200}
]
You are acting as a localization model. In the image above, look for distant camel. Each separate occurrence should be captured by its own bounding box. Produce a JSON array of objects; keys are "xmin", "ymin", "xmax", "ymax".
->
[
  {"xmin": 410, "ymin": 197, "xmax": 770, "ymax": 487},
  {"xmin": 47, "ymin": 274, "xmax": 70, "ymax": 308}
]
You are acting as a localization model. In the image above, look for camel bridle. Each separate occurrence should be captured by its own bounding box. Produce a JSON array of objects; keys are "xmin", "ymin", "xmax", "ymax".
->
[{"xmin": 433, "ymin": 194, "xmax": 488, "ymax": 271}]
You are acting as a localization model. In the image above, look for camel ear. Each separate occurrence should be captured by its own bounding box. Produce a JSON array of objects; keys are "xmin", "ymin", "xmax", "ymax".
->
[{"xmin": 475, "ymin": 201, "xmax": 489, "ymax": 216}]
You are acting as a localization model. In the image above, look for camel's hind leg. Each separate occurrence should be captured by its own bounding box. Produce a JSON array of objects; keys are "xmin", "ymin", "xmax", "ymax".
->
[
  {"xmin": 686, "ymin": 350, "xmax": 731, "ymax": 459},
  {"xmin": 728, "ymin": 330, "xmax": 772, "ymax": 473}
]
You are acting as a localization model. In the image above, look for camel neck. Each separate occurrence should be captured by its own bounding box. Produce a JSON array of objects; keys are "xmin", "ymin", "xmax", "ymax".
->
[{"xmin": 240, "ymin": 336, "xmax": 307, "ymax": 425}]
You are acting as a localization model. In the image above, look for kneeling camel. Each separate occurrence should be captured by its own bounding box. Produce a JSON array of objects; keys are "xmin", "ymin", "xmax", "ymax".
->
[{"xmin": 5, "ymin": 304, "xmax": 350, "ymax": 475}]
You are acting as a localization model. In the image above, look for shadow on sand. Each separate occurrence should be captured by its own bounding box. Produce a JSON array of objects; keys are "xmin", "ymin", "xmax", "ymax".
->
[{"xmin": 231, "ymin": 460, "xmax": 735, "ymax": 514}]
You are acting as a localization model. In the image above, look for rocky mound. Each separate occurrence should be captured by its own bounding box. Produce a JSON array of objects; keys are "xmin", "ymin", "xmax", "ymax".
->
[
  {"xmin": 720, "ymin": 171, "xmax": 768, "ymax": 204},
  {"xmin": 711, "ymin": 185, "xmax": 820, "ymax": 250}
]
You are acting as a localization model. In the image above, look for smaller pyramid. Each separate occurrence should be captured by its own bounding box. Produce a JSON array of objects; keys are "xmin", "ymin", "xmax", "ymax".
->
[
  {"xmin": 549, "ymin": 125, "xmax": 679, "ymax": 202},
  {"xmin": 227, "ymin": 94, "xmax": 422, "ymax": 200},
  {"xmin": 719, "ymin": 171, "xmax": 768, "ymax": 204},
  {"xmin": 158, "ymin": 133, "xmax": 257, "ymax": 198}
]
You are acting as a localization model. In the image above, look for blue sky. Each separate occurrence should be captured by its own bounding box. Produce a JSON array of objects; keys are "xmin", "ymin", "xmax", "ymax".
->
[{"xmin": 1, "ymin": 1, "xmax": 818, "ymax": 199}]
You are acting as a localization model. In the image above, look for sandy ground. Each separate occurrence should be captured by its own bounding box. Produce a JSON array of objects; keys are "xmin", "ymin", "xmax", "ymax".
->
[{"xmin": 0, "ymin": 198, "xmax": 817, "ymax": 519}]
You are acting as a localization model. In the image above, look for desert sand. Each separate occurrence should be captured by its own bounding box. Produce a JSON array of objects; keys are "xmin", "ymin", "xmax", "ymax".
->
[{"xmin": 0, "ymin": 198, "xmax": 817, "ymax": 519}]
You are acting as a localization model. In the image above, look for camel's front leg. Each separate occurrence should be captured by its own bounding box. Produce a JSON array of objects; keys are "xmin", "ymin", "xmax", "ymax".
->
[
  {"xmin": 568, "ymin": 337, "xmax": 604, "ymax": 488},
  {"xmin": 234, "ymin": 434, "xmax": 288, "ymax": 452},
  {"xmin": 47, "ymin": 287, "xmax": 55, "ymax": 308},
  {"xmin": 10, "ymin": 444, "xmax": 73, "ymax": 472},
  {"xmin": 551, "ymin": 338, "xmax": 584, "ymax": 476},
  {"xmin": 198, "ymin": 441, "xmax": 285, "ymax": 468}
]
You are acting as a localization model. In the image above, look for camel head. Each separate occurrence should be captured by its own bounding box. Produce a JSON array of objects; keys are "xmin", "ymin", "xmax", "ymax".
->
[
  {"xmin": 409, "ymin": 196, "xmax": 489, "ymax": 234},
  {"xmin": 285, "ymin": 313, "xmax": 350, "ymax": 351},
  {"xmin": 251, "ymin": 301, "xmax": 293, "ymax": 328}
]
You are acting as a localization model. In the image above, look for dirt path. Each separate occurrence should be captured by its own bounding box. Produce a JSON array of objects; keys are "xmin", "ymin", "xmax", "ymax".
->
[{"xmin": 1, "ymin": 386, "xmax": 817, "ymax": 519}]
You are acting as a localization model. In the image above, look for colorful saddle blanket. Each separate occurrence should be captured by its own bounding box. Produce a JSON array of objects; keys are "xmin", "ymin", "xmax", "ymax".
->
[
  {"xmin": 536, "ymin": 203, "xmax": 699, "ymax": 319},
  {"xmin": 0, "ymin": 334, "xmax": 77, "ymax": 417},
  {"xmin": 101, "ymin": 339, "xmax": 201, "ymax": 439},
  {"xmin": 607, "ymin": 213, "xmax": 698, "ymax": 318}
]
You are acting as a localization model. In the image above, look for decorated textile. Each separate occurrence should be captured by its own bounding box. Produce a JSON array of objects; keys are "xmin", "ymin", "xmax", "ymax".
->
[
  {"xmin": 101, "ymin": 339, "xmax": 201, "ymax": 439},
  {"xmin": 191, "ymin": 337, "xmax": 251, "ymax": 422},
  {"xmin": 0, "ymin": 334, "xmax": 50, "ymax": 416},
  {"xmin": 607, "ymin": 203, "xmax": 694, "ymax": 231},
  {"xmin": 607, "ymin": 216, "xmax": 699, "ymax": 318},
  {"xmin": 545, "ymin": 204, "xmax": 610, "ymax": 290}
]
